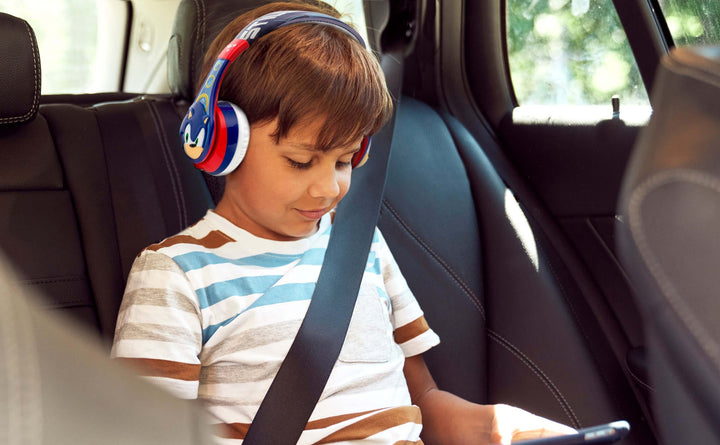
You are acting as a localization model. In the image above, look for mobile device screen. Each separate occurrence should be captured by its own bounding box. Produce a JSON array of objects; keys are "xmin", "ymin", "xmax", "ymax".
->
[{"xmin": 512, "ymin": 420, "xmax": 630, "ymax": 445}]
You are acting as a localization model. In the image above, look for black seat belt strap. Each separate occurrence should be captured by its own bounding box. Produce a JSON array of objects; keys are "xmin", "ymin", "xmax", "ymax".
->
[{"xmin": 243, "ymin": 51, "xmax": 403, "ymax": 445}]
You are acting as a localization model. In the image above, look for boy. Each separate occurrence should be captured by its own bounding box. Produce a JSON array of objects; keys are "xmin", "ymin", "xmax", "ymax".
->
[{"xmin": 111, "ymin": 1, "xmax": 574, "ymax": 443}]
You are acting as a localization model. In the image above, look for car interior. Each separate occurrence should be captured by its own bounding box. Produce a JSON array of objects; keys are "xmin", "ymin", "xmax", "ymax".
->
[{"xmin": 1, "ymin": 0, "xmax": 719, "ymax": 443}]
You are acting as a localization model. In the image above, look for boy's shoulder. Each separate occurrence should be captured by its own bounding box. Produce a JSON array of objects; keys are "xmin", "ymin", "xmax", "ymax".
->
[{"xmin": 144, "ymin": 211, "xmax": 234, "ymax": 257}]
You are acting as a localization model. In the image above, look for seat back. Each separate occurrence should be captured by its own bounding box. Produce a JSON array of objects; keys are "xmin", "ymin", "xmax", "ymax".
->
[
  {"xmin": 0, "ymin": 12, "xmax": 213, "ymax": 342},
  {"xmin": 39, "ymin": 99, "xmax": 212, "ymax": 340},
  {"xmin": 618, "ymin": 46, "xmax": 720, "ymax": 445},
  {"xmin": 380, "ymin": 97, "xmax": 651, "ymax": 436},
  {"xmin": 0, "ymin": 13, "xmax": 101, "ymax": 330}
]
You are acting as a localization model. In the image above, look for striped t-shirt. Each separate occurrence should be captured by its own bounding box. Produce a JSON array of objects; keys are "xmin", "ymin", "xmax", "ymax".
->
[{"xmin": 111, "ymin": 210, "xmax": 440, "ymax": 444}]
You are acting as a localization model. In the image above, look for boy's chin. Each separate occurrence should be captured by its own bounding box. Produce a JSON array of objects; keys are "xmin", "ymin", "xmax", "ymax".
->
[{"xmin": 270, "ymin": 221, "xmax": 321, "ymax": 241}]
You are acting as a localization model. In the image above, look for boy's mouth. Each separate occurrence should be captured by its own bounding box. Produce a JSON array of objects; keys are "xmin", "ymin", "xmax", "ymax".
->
[{"xmin": 296, "ymin": 207, "xmax": 329, "ymax": 220}]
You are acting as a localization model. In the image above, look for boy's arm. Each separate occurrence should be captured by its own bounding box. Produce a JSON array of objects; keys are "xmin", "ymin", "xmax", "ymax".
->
[
  {"xmin": 111, "ymin": 250, "xmax": 203, "ymax": 400},
  {"xmin": 404, "ymin": 354, "xmax": 575, "ymax": 444}
]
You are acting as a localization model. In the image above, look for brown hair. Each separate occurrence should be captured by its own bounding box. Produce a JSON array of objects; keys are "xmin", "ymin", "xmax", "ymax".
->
[{"xmin": 196, "ymin": 1, "xmax": 392, "ymax": 151}]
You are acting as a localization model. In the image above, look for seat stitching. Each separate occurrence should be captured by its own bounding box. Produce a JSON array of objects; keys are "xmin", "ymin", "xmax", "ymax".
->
[
  {"xmin": 0, "ymin": 21, "xmax": 40, "ymax": 124},
  {"xmin": 625, "ymin": 364, "xmax": 655, "ymax": 393},
  {"xmin": 382, "ymin": 198, "xmax": 486, "ymax": 319},
  {"xmin": 146, "ymin": 100, "xmax": 187, "ymax": 228},
  {"xmin": 20, "ymin": 275, "xmax": 87, "ymax": 285},
  {"xmin": 628, "ymin": 169, "xmax": 720, "ymax": 371},
  {"xmin": 488, "ymin": 329, "xmax": 581, "ymax": 428}
]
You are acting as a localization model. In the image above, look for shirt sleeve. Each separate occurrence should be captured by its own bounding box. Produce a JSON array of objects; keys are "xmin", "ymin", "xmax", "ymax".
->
[
  {"xmin": 110, "ymin": 249, "xmax": 203, "ymax": 399},
  {"xmin": 376, "ymin": 230, "xmax": 441, "ymax": 357}
]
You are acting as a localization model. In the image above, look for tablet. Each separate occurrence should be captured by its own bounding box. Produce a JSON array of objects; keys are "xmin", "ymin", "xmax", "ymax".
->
[{"xmin": 512, "ymin": 420, "xmax": 630, "ymax": 445}]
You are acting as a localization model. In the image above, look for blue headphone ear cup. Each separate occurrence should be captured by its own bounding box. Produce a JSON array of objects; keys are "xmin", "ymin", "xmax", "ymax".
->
[
  {"xmin": 196, "ymin": 101, "xmax": 250, "ymax": 176},
  {"xmin": 215, "ymin": 101, "xmax": 250, "ymax": 176}
]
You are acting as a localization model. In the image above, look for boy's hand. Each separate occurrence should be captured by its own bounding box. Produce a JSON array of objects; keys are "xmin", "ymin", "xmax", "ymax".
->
[{"xmin": 491, "ymin": 404, "xmax": 576, "ymax": 444}]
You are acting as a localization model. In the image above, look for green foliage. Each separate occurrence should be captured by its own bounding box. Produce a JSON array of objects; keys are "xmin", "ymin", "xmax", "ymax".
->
[
  {"xmin": 660, "ymin": 0, "xmax": 720, "ymax": 46},
  {"xmin": 507, "ymin": 0, "xmax": 648, "ymax": 105},
  {"xmin": 507, "ymin": 0, "xmax": 720, "ymax": 106}
]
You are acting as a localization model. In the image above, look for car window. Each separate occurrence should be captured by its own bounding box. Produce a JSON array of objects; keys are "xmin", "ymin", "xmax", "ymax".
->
[
  {"xmin": 657, "ymin": 0, "xmax": 720, "ymax": 46},
  {"xmin": 506, "ymin": 0, "xmax": 650, "ymax": 108},
  {"xmin": 0, "ymin": 0, "xmax": 127, "ymax": 94}
]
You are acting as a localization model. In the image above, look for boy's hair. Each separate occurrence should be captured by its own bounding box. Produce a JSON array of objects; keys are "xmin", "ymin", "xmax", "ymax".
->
[{"xmin": 197, "ymin": 1, "xmax": 393, "ymax": 152}]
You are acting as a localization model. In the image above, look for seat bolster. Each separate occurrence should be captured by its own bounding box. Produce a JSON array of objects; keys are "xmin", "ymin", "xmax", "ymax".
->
[
  {"xmin": 441, "ymin": 111, "xmax": 627, "ymax": 428},
  {"xmin": 42, "ymin": 104, "xmax": 125, "ymax": 342},
  {"xmin": 379, "ymin": 97, "xmax": 487, "ymax": 402}
]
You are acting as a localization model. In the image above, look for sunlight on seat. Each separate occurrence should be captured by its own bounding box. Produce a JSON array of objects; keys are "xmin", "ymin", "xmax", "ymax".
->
[{"xmin": 504, "ymin": 188, "xmax": 539, "ymax": 272}]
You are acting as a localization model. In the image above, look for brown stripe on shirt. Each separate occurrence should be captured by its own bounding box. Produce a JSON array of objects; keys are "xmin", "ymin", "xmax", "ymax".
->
[
  {"xmin": 215, "ymin": 422, "xmax": 250, "ymax": 439},
  {"xmin": 315, "ymin": 406, "xmax": 422, "ymax": 444},
  {"xmin": 215, "ymin": 407, "xmax": 414, "ymax": 441},
  {"xmin": 115, "ymin": 357, "xmax": 201, "ymax": 381},
  {"xmin": 216, "ymin": 409, "xmax": 382, "ymax": 439},
  {"xmin": 393, "ymin": 316, "xmax": 430, "ymax": 345},
  {"xmin": 306, "ymin": 409, "xmax": 382, "ymax": 430},
  {"xmin": 147, "ymin": 230, "xmax": 233, "ymax": 251}
]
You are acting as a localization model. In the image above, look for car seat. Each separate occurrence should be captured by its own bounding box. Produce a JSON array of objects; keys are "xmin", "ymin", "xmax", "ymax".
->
[
  {"xmin": 0, "ymin": 7, "xmax": 214, "ymax": 342},
  {"xmin": 618, "ymin": 45, "xmax": 720, "ymax": 445}
]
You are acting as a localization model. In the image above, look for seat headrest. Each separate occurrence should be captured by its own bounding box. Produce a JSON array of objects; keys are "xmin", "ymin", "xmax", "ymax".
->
[
  {"xmin": 168, "ymin": 0, "xmax": 271, "ymax": 100},
  {"xmin": 0, "ymin": 13, "xmax": 40, "ymax": 125}
]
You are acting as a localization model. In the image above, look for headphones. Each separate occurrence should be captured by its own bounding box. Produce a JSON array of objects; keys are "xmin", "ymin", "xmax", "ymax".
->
[{"xmin": 180, "ymin": 10, "xmax": 372, "ymax": 176}]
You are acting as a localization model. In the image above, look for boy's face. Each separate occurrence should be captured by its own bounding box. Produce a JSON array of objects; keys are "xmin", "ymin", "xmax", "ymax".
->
[{"xmin": 217, "ymin": 118, "xmax": 362, "ymax": 241}]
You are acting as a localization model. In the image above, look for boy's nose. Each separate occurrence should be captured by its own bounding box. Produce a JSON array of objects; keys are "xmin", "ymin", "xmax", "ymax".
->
[{"xmin": 308, "ymin": 166, "xmax": 342, "ymax": 200}]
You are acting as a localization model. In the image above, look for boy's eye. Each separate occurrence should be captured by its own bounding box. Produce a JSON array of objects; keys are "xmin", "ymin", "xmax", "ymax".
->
[{"xmin": 287, "ymin": 158, "xmax": 312, "ymax": 169}]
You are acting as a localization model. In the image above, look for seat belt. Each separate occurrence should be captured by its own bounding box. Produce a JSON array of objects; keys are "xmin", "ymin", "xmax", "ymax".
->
[{"xmin": 243, "ymin": 51, "xmax": 404, "ymax": 445}]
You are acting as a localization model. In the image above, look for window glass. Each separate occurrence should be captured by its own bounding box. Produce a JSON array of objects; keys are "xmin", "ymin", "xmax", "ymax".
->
[
  {"xmin": 326, "ymin": 0, "xmax": 368, "ymax": 43},
  {"xmin": 0, "ymin": 0, "xmax": 98, "ymax": 94},
  {"xmin": 506, "ymin": 0, "xmax": 649, "ymax": 106},
  {"xmin": 658, "ymin": 0, "xmax": 720, "ymax": 46}
]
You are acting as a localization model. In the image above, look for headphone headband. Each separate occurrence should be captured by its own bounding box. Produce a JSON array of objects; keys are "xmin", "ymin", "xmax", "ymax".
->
[{"xmin": 180, "ymin": 11, "xmax": 371, "ymax": 175}]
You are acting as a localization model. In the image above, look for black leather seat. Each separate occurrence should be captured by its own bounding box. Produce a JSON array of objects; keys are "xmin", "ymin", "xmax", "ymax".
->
[
  {"xmin": 618, "ymin": 46, "xmax": 720, "ymax": 445},
  {"xmin": 0, "ymin": 13, "xmax": 213, "ymax": 444},
  {"xmin": 378, "ymin": 96, "xmax": 652, "ymax": 436},
  {"xmin": 0, "ymin": 12, "xmax": 100, "ymax": 330},
  {"xmin": 0, "ymin": 11, "xmax": 212, "ymax": 343}
]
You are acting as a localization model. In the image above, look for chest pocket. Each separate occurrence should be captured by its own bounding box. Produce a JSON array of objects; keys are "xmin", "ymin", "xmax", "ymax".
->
[{"xmin": 339, "ymin": 286, "xmax": 393, "ymax": 363}]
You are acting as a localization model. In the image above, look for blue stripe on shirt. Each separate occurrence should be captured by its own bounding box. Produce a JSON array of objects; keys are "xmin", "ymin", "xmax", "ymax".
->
[
  {"xmin": 201, "ymin": 282, "xmax": 316, "ymax": 344},
  {"xmin": 172, "ymin": 251, "xmax": 301, "ymax": 272},
  {"xmin": 172, "ymin": 248, "xmax": 326, "ymax": 273},
  {"xmin": 195, "ymin": 275, "xmax": 282, "ymax": 309}
]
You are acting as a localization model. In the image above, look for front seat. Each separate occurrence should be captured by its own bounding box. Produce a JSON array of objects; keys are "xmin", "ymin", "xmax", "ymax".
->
[
  {"xmin": 617, "ymin": 46, "xmax": 720, "ymax": 445},
  {"xmin": 0, "ymin": 251, "xmax": 213, "ymax": 444}
]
